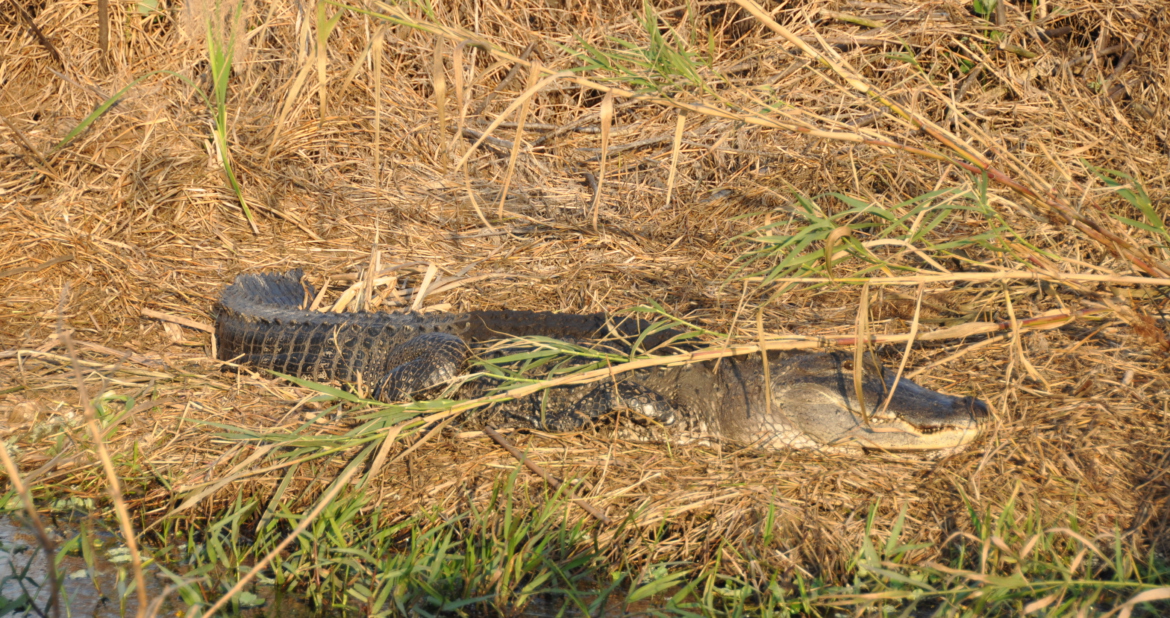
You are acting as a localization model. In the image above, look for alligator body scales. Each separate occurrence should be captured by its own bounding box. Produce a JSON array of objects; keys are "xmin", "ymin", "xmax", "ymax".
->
[
  {"xmin": 215, "ymin": 270, "xmax": 988, "ymax": 452},
  {"xmin": 214, "ymin": 270, "xmax": 670, "ymax": 400}
]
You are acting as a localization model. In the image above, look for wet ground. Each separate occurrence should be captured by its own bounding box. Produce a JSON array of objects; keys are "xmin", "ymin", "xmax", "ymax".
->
[
  {"xmin": 1, "ymin": 511, "xmax": 671, "ymax": 617},
  {"xmin": 0, "ymin": 513, "xmax": 321, "ymax": 617}
]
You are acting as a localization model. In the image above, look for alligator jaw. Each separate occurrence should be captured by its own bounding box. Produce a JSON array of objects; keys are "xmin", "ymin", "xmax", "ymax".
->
[
  {"xmin": 842, "ymin": 392, "xmax": 989, "ymax": 453},
  {"xmin": 836, "ymin": 415, "xmax": 984, "ymax": 452},
  {"xmin": 774, "ymin": 352, "xmax": 990, "ymax": 453}
]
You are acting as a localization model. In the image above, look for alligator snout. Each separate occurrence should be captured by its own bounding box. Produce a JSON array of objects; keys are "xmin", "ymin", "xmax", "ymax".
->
[{"xmin": 964, "ymin": 396, "xmax": 990, "ymax": 422}]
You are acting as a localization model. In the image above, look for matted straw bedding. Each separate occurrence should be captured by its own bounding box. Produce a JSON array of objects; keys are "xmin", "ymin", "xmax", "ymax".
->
[{"xmin": 1, "ymin": 0, "xmax": 1169, "ymax": 584}]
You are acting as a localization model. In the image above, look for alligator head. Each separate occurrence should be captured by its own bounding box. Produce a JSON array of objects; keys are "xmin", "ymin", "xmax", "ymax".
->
[{"xmin": 766, "ymin": 352, "xmax": 989, "ymax": 453}]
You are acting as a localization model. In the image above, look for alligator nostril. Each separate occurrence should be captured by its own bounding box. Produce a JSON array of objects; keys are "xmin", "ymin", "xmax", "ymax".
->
[{"xmin": 968, "ymin": 397, "xmax": 990, "ymax": 419}]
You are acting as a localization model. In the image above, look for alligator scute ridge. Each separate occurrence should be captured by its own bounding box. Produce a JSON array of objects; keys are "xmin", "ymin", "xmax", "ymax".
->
[{"xmin": 214, "ymin": 269, "xmax": 989, "ymax": 453}]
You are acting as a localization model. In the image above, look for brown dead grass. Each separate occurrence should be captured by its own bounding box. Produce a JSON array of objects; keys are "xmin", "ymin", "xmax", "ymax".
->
[{"xmin": 2, "ymin": 0, "xmax": 1169, "ymax": 588}]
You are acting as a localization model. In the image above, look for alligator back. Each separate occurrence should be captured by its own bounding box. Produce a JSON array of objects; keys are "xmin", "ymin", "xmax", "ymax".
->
[{"xmin": 214, "ymin": 270, "xmax": 676, "ymax": 390}]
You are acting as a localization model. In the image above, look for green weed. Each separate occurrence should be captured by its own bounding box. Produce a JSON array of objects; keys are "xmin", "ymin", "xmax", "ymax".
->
[
  {"xmin": 556, "ymin": 0, "xmax": 708, "ymax": 94},
  {"xmin": 202, "ymin": 0, "xmax": 256, "ymax": 232},
  {"xmin": 1085, "ymin": 164, "xmax": 1168, "ymax": 253},
  {"xmin": 49, "ymin": 0, "xmax": 256, "ymax": 232},
  {"xmin": 731, "ymin": 185, "xmax": 993, "ymax": 290}
]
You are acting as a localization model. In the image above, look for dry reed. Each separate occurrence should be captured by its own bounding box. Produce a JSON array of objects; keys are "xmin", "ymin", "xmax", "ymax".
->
[{"xmin": 1, "ymin": 0, "xmax": 1168, "ymax": 612}]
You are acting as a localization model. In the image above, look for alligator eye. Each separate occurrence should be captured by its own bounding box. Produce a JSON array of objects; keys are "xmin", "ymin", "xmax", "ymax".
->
[{"xmin": 842, "ymin": 360, "xmax": 853, "ymax": 370}]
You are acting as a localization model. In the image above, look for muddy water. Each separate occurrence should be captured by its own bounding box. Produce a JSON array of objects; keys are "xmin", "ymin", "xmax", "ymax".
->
[
  {"xmin": 1, "ymin": 513, "xmax": 155, "ymax": 616},
  {"xmin": 0, "ymin": 514, "xmax": 321, "ymax": 617}
]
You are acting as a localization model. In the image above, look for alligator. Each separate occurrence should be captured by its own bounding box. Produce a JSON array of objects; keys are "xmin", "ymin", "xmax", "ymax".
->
[{"xmin": 214, "ymin": 270, "xmax": 988, "ymax": 453}]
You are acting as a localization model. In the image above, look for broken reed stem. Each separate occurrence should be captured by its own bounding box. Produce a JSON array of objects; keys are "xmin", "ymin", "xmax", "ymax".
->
[
  {"xmin": 878, "ymin": 283, "xmax": 925, "ymax": 415},
  {"xmin": 432, "ymin": 36, "xmax": 447, "ymax": 162},
  {"xmin": 757, "ymin": 308, "xmax": 772, "ymax": 429},
  {"xmin": 373, "ymin": 24, "xmax": 383, "ymax": 188},
  {"xmin": 497, "ymin": 61, "xmax": 541, "ymax": 217},
  {"xmin": 592, "ymin": 91, "xmax": 614, "ymax": 233},
  {"xmin": 664, "ymin": 110, "xmax": 686, "ymax": 209},
  {"xmin": 0, "ymin": 253, "xmax": 73, "ymax": 279},
  {"xmin": 97, "ymin": 0, "xmax": 108, "ymax": 56},
  {"xmin": 852, "ymin": 283, "xmax": 871, "ymax": 426},
  {"xmin": 483, "ymin": 426, "xmax": 612, "ymax": 524}
]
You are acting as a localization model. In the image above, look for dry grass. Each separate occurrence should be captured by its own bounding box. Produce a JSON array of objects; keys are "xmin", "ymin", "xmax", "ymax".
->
[{"xmin": 2, "ymin": 0, "xmax": 1170, "ymax": 613}]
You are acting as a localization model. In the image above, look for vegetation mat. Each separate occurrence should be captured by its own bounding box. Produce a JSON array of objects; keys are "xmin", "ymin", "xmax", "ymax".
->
[{"xmin": 1, "ymin": 0, "xmax": 1169, "ymax": 615}]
